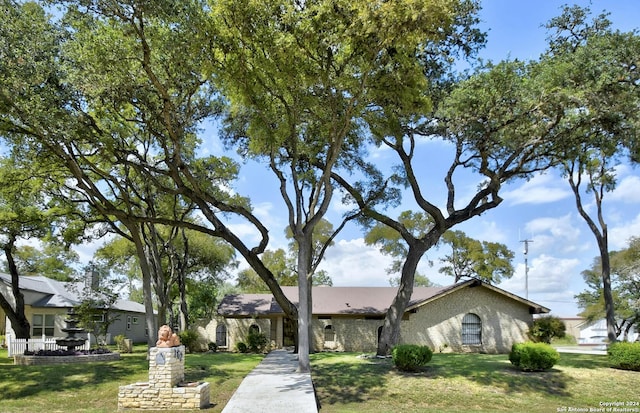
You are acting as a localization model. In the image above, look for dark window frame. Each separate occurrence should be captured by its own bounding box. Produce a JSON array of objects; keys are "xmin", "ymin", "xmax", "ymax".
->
[{"xmin": 462, "ymin": 313, "xmax": 482, "ymax": 345}]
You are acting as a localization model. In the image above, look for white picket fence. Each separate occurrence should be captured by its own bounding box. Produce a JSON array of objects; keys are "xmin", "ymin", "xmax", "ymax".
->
[{"xmin": 6, "ymin": 333, "xmax": 91, "ymax": 357}]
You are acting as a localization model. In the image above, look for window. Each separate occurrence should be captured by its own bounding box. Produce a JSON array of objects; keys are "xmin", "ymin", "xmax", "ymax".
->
[
  {"xmin": 132, "ymin": 316, "xmax": 139, "ymax": 325},
  {"xmin": 216, "ymin": 325, "xmax": 227, "ymax": 347},
  {"xmin": 324, "ymin": 325, "xmax": 335, "ymax": 342},
  {"xmin": 462, "ymin": 313, "xmax": 482, "ymax": 345},
  {"xmin": 32, "ymin": 314, "xmax": 55, "ymax": 337},
  {"xmin": 126, "ymin": 315, "xmax": 132, "ymax": 331}
]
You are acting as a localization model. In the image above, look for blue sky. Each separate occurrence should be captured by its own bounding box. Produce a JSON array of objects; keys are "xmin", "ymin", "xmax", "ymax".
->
[
  {"xmin": 71, "ymin": 1, "xmax": 639, "ymax": 318},
  {"xmin": 199, "ymin": 0, "xmax": 640, "ymax": 318}
]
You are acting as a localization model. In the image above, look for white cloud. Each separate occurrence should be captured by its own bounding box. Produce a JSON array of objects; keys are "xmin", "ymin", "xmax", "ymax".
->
[
  {"xmin": 499, "ymin": 254, "xmax": 581, "ymax": 315},
  {"xmin": 502, "ymin": 173, "xmax": 572, "ymax": 206},
  {"xmin": 610, "ymin": 213, "xmax": 640, "ymax": 250},
  {"xmin": 318, "ymin": 238, "xmax": 394, "ymax": 286},
  {"xmin": 466, "ymin": 220, "xmax": 509, "ymax": 244},
  {"xmin": 523, "ymin": 214, "xmax": 584, "ymax": 255},
  {"xmin": 610, "ymin": 175, "xmax": 640, "ymax": 203}
]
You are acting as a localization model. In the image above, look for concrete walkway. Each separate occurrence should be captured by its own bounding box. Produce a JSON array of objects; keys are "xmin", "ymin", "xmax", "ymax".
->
[{"xmin": 221, "ymin": 349, "xmax": 318, "ymax": 413}]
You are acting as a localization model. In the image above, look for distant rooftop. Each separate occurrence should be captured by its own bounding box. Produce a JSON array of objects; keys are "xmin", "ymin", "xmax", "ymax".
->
[{"xmin": 0, "ymin": 272, "xmax": 145, "ymax": 313}]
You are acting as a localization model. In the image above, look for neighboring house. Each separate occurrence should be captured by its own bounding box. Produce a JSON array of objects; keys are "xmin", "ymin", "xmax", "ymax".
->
[
  {"xmin": 209, "ymin": 279, "xmax": 550, "ymax": 354},
  {"xmin": 558, "ymin": 317, "xmax": 585, "ymax": 341},
  {"xmin": 0, "ymin": 273, "xmax": 149, "ymax": 344},
  {"xmin": 577, "ymin": 318, "xmax": 639, "ymax": 345}
]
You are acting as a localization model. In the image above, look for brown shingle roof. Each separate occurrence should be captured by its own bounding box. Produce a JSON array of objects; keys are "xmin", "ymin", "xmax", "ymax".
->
[{"xmin": 218, "ymin": 280, "xmax": 549, "ymax": 317}]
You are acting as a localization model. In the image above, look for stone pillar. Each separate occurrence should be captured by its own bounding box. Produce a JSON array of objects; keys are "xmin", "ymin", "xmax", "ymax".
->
[
  {"xmin": 118, "ymin": 345, "xmax": 210, "ymax": 410},
  {"xmin": 148, "ymin": 346, "xmax": 185, "ymax": 388}
]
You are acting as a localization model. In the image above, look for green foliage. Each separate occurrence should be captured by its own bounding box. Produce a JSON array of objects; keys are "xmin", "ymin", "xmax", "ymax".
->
[
  {"xmin": 389, "ymin": 273, "xmax": 435, "ymax": 287},
  {"xmin": 236, "ymin": 248, "xmax": 334, "ymax": 292},
  {"xmin": 236, "ymin": 342, "xmax": 248, "ymax": 353},
  {"xmin": 247, "ymin": 332, "xmax": 269, "ymax": 353},
  {"xmin": 208, "ymin": 342, "xmax": 218, "ymax": 352},
  {"xmin": 527, "ymin": 316, "xmax": 567, "ymax": 344},
  {"xmin": 366, "ymin": 211, "xmax": 434, "ymax": 275},
  {"xmin": 178, "ymin": 330, "xmax": 201, "ymax": 353},
  {"xmin": 509, "ymin": 342, "xmax": 560, "ymax": 372},
  {"xmin": 576, "ymin": 237, "xmax": 640, "ymax": 338},
  {"xmin": 392, "ymin": 344, "xmax": 433, "ymax": 372},
  {"xmin": 114, "ymin": 334, "xmax": 127, "ymax": 352},
  {"xmin": 608, "ymin": 342, "xmax": 640, "ymax": 371},
  {"xmin": 12, "ymin": 242, "xmax": 79, "ymax": 281},
  {"xmin": 439, "ymin": 230, "xmax": 515, "ymax": 284}
]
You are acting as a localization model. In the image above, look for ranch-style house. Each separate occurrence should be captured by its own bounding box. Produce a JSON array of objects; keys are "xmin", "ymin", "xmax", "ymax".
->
[{"xmin": 209, "ymin": 279, "xmax": 550, "ymax": 354}]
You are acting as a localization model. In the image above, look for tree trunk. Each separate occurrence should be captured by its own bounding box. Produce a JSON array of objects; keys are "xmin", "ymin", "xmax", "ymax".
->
[
  {"xmin": 296, "ymin": 238, "xmax": 312, "ymax": 373},
  {"xmin": 179, "ymin": 271, "xmax": 188, "ymax": 331},
  {"xmin": 1, "ymin": 237, "xmax": 31, "ymax": 339},
  {"xmin": 567, "ymin": 163, "xmax": 617, "ymax": 344},
  {"xmin": 131, "ymin": 228, "xmax": 158, "ymax": 347},
  {"xmin": 600, "ymin": 249, "xmax": 617, "ymax": 343},
  {"xmin": 377, "ymin": 246, "xmax": 424, "ymax": 356}
]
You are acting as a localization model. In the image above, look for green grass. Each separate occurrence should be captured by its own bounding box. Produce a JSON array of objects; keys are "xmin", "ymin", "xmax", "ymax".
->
[
  {"xmin": 0, "ymin": 345, "xmax": 263, "ymax": 413},
  {"xmin": 311, "ymin": 352, "xmax": 638, "ymax": 413},
  {"xmin": 1, "ymin": 347, "xmax": 637, "ymax": 413}
]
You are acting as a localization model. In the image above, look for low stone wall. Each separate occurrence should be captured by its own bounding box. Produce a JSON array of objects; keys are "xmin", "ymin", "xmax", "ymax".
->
[
  {"xmin": 14, "ymin": 352, "xmax": 121, "ymax": 365},
  {"xmin": 118, "ymin": 346, "xmax": 211, "ymax": 411},
  {"xmin": 118, "ymin": 381, "xmax": 210, "ymax": 410}
]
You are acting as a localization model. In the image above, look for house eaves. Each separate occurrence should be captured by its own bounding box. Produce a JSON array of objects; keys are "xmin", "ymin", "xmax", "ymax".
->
[
  {"xmin": 405, "ymin": 279, "xmax": 551, "ymax": 315},
  {"xmin": 218, "ymin": 280, "xmax": 551, "ymax": 318}
]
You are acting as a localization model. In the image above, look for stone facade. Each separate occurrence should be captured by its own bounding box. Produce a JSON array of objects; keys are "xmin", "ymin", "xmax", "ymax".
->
[
  {"xmin": 399, "ymin": 285, "xmax": 531, "ymax": 353},
  {"xmin": 118, "ymin": 346, "xmax": 210, "ymax": 410},
  {"xmin": 210, "ymin": 282, "xmax": 538, "ymax": 354}
]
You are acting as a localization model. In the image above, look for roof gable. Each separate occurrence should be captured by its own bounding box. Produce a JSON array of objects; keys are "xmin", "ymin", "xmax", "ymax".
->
[
  {"xmin": 0, "ymin": 272, "xmax": 145, "ymax": 313},
  {"xmin": 217, "ymin": 280, "xmax": 550, "ymax": 317}
]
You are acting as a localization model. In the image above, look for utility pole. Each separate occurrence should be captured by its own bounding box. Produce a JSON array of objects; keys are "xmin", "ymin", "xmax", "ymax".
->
[{"xmin": 520, "ymin": 239, "xmax": 533, "ymax": 300}]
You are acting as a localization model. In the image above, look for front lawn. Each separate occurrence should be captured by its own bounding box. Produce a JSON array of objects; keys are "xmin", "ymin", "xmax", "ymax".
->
[
  {"xmin": 311, "ymin": 352, "xmax": 638, "ymax": 413},
  {"xmin": 0, "ymin": 346, "xmax": 263, "ymax": 413}
]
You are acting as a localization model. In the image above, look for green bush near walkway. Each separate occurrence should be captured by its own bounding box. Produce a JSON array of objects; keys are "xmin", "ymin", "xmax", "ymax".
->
[{"xmin": 608, "ymin": 341, "xmax": 640, "ymax": 371}]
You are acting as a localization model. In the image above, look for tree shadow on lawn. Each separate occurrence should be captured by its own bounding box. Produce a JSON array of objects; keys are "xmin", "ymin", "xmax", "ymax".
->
[
  {"xmin": 424, "ymin": 353, "xmax": 572, "ymax": 397},
  {"xmin": 0, "ymin": 360, "xmax": 145, "ymax": 400},
  {"xmin": 312, "ymin": 352, "xmax": 586, "ymax": 407},
  {"xmin": 0, "ymin": 351, "xmax": 258, "ymax": 400}
]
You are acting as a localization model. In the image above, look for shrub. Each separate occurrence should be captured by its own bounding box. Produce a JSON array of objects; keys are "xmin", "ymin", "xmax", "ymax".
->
[
  {"xmin": 608, "ymin": 342, "xmax": 640, "ymax": 371},
  {"xmin": 392, "ymin": 344, "xmax": 433, "ymax": 372},
  {"xmin": 178, "ymin": 329, "xmax": 200, "ymax": 352},
  {"xmin": 208, "ymin": 342, "xmax": 218, "ymax": 352},
  {"xmin": 248, "ymin": 332, "xmax": 268, "ymax": 353},
  {"xmin": 236, "ymin": 342, "xmax": 248, "ymax": 353},
  {"xmin": 114, "ymin": 334, "xmax": 127, "ymax": 351},
  {"xmin": 527, "ymin": 316, "xmax": 566, "ymax": 344},
  {"xmin": 509, "ymin": 342, "xmax": 559, "ymax": 371}
]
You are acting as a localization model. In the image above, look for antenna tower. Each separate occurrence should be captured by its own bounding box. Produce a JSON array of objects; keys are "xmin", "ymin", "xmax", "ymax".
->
[{"xmin": 520, "ymin": 239, "xmax": 533, "ymax": 299}]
